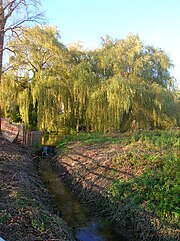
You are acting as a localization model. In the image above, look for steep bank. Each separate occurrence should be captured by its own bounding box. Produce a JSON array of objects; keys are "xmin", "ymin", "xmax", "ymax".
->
[
  {"xmin": 53, "ymin": 131, "xmax": 180, "ymax": 241},
  {"xmin": 0, "ymin": 135, "xmax": 76, "ymax": 241}
]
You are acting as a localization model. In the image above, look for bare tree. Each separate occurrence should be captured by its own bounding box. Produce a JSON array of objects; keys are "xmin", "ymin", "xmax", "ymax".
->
[{"xmin": 0, "ymin": 0, "xmax": 43, "ymax": 132}]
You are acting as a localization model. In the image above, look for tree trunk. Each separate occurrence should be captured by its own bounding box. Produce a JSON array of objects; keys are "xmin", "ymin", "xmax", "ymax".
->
[
  {"xmin": 0, "ymin": 26, "xmax": 4, "ymax": 133},
  {"xmin": 0, "ymin": 31, "xmax": 4, "ymax": 133},
  {"xmin": 0, "ymin": 2, "xmax": 4, "ymax": 133}
]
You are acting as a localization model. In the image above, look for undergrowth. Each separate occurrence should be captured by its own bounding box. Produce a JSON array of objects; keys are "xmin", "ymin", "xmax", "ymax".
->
[
  {"xmin": 57, "ymin": 131, "xmax": 128, "ymax": 150},
  {"xmin": 57, "ymin": 129, "xmax": 180, "ymax": 230},
  {"xmin": 108, "ymin": 129, "xmax": 180, "ymax": 224}
]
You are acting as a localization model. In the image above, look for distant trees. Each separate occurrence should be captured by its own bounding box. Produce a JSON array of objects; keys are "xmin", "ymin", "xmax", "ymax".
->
[{"xmin": 1, "ymin": 28, "xmax": 178, "ymax": 133}]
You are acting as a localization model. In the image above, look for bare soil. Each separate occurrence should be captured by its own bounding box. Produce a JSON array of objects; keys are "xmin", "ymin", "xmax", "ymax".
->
[
  {"xmin": 0, "ymin": 135, "xmax": 76, "ymax": 241},
  {"xmin": 54, "ymin": 140, "xmax": 180, "ymax": 241}
]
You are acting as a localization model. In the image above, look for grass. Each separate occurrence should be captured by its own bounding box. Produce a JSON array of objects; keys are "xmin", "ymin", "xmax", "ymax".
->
[
  {"xmin": 108, "ymin": 129, "xmax": 180, "ymax": 224},
  {"xmin": 57, "ymin": 129, "xmax": 180, "ymax": 225},
  {"xmin": 57, "ymin": 131, "xmax": 128, "ymax": 150}
]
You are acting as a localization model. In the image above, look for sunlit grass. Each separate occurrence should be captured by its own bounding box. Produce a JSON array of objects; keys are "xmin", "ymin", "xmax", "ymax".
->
[
  {"xmin": 57, "ymin": 129, "xmax": 180, "ymax": 224},
  {"xmin": 107, "ymin": 129, "xmax": 180, "ymax": 223}
]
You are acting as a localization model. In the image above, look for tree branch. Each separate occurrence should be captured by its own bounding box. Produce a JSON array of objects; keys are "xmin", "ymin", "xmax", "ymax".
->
[
  {"xmin": 4, "ymin": 0, "xmax": 22, "ymax": 23},
  {"xmin": 4, "ymin": 12, "xmax": 43, "ymax": 34},
  {"xmin": 3, "ymin": 46, "xmax": 16, "ymax": 54}
]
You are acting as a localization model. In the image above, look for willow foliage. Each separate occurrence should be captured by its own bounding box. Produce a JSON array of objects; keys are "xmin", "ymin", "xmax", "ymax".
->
[
  {"xmin": 3, "ymin": 26, "xmax": 69, "ymax": 130},
  {"xmin": 2, "ymin": 29, "xmax": 178, "ymax": 132}
]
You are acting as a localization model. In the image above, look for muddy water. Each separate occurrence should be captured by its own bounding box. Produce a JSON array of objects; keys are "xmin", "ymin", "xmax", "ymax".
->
[{"xmin": 39, "ymin": 159, "xmax": 127, "ymax": 241}]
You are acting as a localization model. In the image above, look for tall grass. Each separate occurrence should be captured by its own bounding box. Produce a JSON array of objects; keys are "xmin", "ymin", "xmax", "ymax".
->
[{"xmin": 109, "ymin": 129, "xmax": 180, "ymax": 223}]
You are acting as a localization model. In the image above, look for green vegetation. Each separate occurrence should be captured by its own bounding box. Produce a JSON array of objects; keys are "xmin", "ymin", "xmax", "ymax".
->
[
  {"xmin": 57, "ymin": 129, "xmax": 180, "ymax": 228},
  {"xmin": 109, "ymin": 131, "xmax": 179, "ymax": 222},
  {"xmin": 0, "ymin": 8, "xmax": 179, "ymax": 239},
  {"xmin": 1, "ymin": 27, "xmax": 179, "ymax": 133},
  {"xmin": 57, "ymin": 131, "xmax": 127, "ymax": 151},
  {"xmin": 1, "ymin": 1, "xmax": 179, "ymax": 240}
]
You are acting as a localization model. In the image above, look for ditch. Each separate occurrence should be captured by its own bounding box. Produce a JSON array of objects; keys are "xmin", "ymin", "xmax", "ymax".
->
[{"xmin": 39, "ymin": 155, "xmax": 127, "ymax": 241}]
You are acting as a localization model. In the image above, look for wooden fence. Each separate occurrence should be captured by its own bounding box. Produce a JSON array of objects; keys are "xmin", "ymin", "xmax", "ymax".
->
[{"xmin": 1, "ymin": 118, "xmax": 42, "ymax": 146}]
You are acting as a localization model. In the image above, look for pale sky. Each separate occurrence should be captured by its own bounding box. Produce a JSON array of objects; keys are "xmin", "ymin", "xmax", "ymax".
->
[{"xmin": 42, "ymin": 0, "xmax": 180, "ymax": 88}]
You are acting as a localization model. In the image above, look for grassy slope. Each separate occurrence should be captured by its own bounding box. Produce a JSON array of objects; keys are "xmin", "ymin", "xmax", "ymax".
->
[{"xmin": 56, "ymin": 129, "xmax": 180, "ymax": 241}]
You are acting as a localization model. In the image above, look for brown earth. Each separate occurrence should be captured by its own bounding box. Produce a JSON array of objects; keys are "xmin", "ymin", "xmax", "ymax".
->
[
  {"xmin": 0, "ymin": 135, "xmax": 76, "ymax": 241},
  {"xmin": 53, "ymin": 140, "xmax": 180, "ymax": 241},
  {"xmin": 1, "ymin": 133, "xmax": 179, "ymax": 241}
]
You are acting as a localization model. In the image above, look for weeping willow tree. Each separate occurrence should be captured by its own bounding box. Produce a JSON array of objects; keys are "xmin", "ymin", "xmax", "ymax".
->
[
  {"xmin": 99, "ymin": 33, "xmax": 174, "ymax": 88},
  {"xmin": 122, "ymin": 79, "xmax": 176, "ymax": 130},
  {"xmin": 1, "ymin": 69, "xmax": 30, "ymax": 122},
  {"xmin": 106, "ymin": 78, "xmax": 133, "ymax": 131},
  {"xmin": 1, "ymin": 71, "xmax": 21, "ymax": 122},
  {"xmin": 1, "ymin": 30, "xmax": 177, "ymax": 133},
  {"xmin": 87, "ymin": 76, "xmax": 176, "ymax": 132},
  {"xmin": 67, "ymin": 44, "xmax": 98, "ymax": 132},
  {"xmin": 85, "ymin": 33, "xmax": 177, "ymax": 132},
  {"xmin": 2, "ymin": 25, "xmax": 69, "ymax": 131},
  {"xmin": 174, "ymin": 90, "xmax": 180, "ymax": 126}
]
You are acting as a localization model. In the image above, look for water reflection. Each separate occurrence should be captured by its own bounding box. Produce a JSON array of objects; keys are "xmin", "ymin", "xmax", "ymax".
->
[
  {"xmin": 39, "ymin": 159, "xmax": 127, "ymax": 241},
  {"xmin": 40, "ymin": 161, "xmax": 89, "ymax": 226},
  {"xmin": 76, "ymin": 221, "xmax": 124, "ymax": 241}
]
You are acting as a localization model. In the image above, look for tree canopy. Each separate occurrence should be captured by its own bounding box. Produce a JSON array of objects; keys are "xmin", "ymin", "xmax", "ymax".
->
[
  {"xmin": 0, "ymin": 0, "xmax": 43, "ymax": 132},
  {"xmin": 1, "ymin": 27, "xmax": 179, "ymax": 133}
]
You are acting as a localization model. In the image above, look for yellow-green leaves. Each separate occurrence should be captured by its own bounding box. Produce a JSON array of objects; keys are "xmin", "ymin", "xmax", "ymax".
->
[{"xmin": 2, "ymin": 30, "xmax": 177, "ymax": 132}]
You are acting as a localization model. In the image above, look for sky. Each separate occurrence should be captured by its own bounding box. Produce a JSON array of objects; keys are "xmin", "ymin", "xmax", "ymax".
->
[{"xmin": 42, "ymin": 0, "xmax": 180, "ymax": 88}]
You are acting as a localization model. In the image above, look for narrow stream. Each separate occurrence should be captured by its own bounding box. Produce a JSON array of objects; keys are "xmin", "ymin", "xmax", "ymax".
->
[{"xmin": 39, "ymin": 158, "xmax": 127, "ymax": 241}]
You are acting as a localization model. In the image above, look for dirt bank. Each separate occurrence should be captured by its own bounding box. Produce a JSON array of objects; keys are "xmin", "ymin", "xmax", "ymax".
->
[
  {"xmin": 53, "ymin": 138, "xmax": 180, "ymax": 241},
  {"xmin": 0, "ymin": 135, "xmax": 76, "ymax": 241}
]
